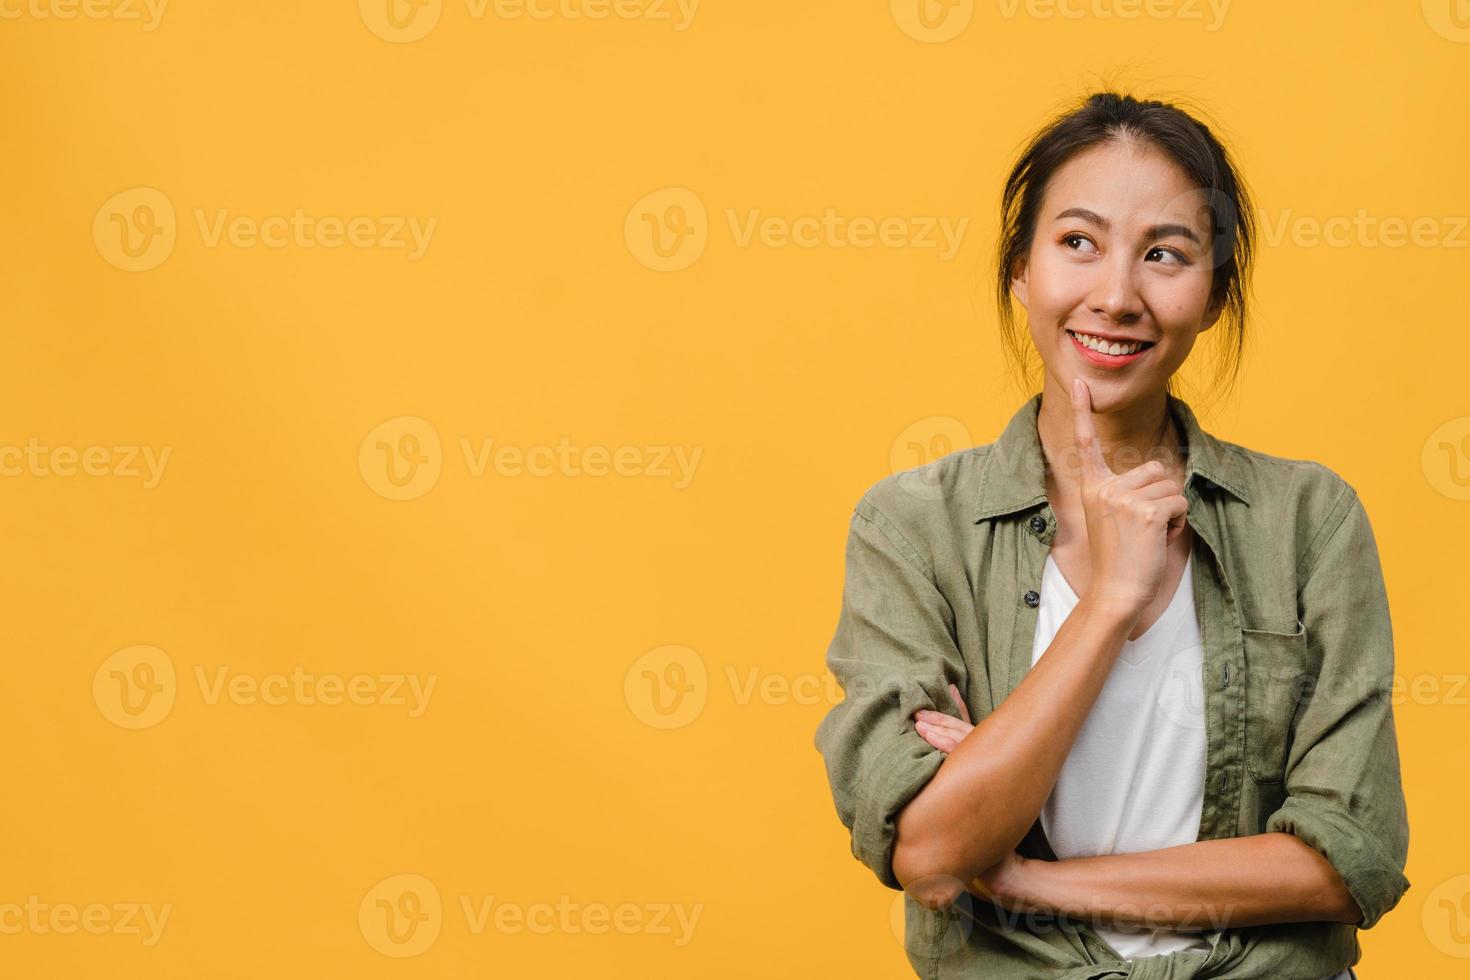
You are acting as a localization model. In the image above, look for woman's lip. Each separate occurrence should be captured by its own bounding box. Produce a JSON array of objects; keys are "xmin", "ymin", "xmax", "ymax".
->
[{"xmin": 1067, "ymin": 329, "xmax": 1152, "ymax": 367}]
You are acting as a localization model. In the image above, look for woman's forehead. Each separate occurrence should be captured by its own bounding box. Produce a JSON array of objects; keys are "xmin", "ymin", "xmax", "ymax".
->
[{"xmin": 1042, "ymin": 144, "xmax": 1211, "ymax": 233}]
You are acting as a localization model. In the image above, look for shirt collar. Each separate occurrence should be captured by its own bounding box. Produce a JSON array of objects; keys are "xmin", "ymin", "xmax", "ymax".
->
[{"xmin": 973, "ymin": 391, "xmax": 1252, "ymax": 523}]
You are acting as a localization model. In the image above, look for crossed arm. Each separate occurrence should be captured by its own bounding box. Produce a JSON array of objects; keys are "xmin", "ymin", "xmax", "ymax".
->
[
  {"xmin": 914, "ymin": 691, "xmax": 1362, "ymax": 930},
  {"xmin": 976, "ymin": 830, "xmax": 1361, "ymax": 930},
  {"xmin": 815, "ymin": 488, "xmax": 1408, "ymax": 932}
]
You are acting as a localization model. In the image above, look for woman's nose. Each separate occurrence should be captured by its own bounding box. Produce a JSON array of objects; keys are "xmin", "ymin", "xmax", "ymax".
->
[{"xmin": 1089, "ymin": 255, "xmax": 1144, "ymax": 322}]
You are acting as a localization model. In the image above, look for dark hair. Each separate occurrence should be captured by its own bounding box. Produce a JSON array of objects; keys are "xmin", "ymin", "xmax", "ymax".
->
[{"xmin": 994, "ymin": 90, "xmax": 1257, "ymax": 408}]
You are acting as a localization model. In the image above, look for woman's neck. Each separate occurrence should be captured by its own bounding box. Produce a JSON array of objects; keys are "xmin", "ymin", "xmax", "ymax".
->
[{"xmin": 1036, "ymin": 383, "xmax": 1184, "ymax": 499}]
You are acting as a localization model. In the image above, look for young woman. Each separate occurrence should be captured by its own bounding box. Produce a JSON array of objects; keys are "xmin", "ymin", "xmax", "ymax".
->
[{"xmin": 813, "ymin": 92, "xmax": 1409, "ymax": 979}]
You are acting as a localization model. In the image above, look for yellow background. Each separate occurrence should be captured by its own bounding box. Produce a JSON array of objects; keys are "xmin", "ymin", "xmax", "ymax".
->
[{"xmin": 3, "ymin": 0, "xmax": 1467, "ymax": 975}]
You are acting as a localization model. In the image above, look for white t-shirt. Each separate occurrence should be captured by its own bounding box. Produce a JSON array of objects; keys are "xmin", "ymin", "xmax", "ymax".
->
[
  {"xmin": 1029, "ymin": 549, "xmax": 1215, "ymax": 962},
  {"xmin": 1027, "ymin": 550, "xmax": 1355, "ymax": 980}
]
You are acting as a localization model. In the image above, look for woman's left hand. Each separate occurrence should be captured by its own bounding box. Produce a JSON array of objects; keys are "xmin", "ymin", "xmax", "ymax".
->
[{"xmin": 913, "ymin": 683, "xmax": 975, "ymax": 752}]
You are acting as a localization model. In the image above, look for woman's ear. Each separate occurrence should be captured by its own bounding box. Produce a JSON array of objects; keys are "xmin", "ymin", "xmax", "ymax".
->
[
  {"xmin": 1200, "ymin": 293, "xmax": 1226, "ymax": 332},
  {"xmin": 1010, "ymin": 258, "xmax": 1029, "ymax": 309}
]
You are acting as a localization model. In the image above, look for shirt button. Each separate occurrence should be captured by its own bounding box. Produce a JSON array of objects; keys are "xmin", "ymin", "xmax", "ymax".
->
[
  {"xmin": 1023, "ymin": 590, "xmax": 1040, "ymax": 607},
  {"xmin": 1029, "ymin": 515, "xmax": 1047, "ymax": 533}
]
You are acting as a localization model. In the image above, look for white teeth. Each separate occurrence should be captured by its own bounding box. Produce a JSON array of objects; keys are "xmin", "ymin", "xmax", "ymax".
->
[{"xmin": 1070, "ymin": 331, "xmax": 1146, "ymax": 356}]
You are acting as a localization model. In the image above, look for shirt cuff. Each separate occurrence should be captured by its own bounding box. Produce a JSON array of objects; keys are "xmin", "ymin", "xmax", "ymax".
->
[
  {"xmin": 853, "ymin": 727, "xmax": 948, "ymax": 891},
  {"xmin": 1266, "ymin": 796, "xmax": 1411, "ymax": 929}
]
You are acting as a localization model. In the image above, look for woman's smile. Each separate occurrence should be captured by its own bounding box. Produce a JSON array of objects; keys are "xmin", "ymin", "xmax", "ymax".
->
[{"xmin": 1065, "ymin": 327, "xmax": 1156, "ymax": 368}]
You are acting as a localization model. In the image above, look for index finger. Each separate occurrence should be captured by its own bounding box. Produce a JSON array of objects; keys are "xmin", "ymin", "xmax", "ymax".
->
[{"xmin": 1070, "ymin": 377, "xmax": 1112, "ymax": 480}]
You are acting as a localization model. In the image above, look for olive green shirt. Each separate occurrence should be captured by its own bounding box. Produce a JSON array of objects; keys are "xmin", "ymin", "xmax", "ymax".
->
[{"xmin": 813, "ymin": 392, "xmax": 1411, "ymax": 979}]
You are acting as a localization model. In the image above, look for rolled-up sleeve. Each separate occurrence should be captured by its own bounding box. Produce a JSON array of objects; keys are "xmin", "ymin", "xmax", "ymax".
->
[
  {"xmin": 1266, "ymin": 483, "xmax": 1412, "ymax": 929},
  {"xmin": 812, "ymin": 491, "xmax": 969, "ymax": 891}
]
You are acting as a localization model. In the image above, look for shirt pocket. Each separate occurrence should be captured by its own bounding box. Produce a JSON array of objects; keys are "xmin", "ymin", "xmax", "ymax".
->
[{"xmin": 1240, "ymin": 620, "xmax": 1312, "ymax": 784}]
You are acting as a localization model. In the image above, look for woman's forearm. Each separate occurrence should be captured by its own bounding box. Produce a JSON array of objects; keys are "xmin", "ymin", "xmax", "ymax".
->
[
  {"xmin": 892, "ymin": 595, "xmax": 1137, "ymax": 905},
  {"xmin": 988, "ymin": 833, "xmax": 1361, "ymax": 930}
]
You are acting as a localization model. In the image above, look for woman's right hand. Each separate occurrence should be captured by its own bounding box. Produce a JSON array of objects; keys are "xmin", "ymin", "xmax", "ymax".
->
[{"xmin": 1070, "ymin": 377, "xmax": 1189, "ymax": 618}]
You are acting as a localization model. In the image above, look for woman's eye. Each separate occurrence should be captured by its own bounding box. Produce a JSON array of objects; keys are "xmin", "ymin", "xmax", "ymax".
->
[
  {"xmin": 1062, "ymin": 233, "xmax": 1096, "ymax": 253},
  {"xmin": 1147, "ymin": 246, "xmax": 1186, "ymax": 264}
]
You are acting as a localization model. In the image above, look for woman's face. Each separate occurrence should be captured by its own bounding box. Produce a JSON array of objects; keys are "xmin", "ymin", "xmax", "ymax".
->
[{"xmin": 1011, "ymin": 138, "xmax": 1225, "ymax": 412}]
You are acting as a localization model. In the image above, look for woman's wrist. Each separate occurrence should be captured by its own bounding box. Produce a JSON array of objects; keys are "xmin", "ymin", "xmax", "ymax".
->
[
  {"xmin": 1077, "ymin": 593, "xmax": 1141, "ymax": 634},
  {"xmin": 1002, "ymin": 855, "xmax": 1053, "ymax": 911},
  {"xmin": 970, "ymin": 852, "xmax": 1045, "ymax": 912}
]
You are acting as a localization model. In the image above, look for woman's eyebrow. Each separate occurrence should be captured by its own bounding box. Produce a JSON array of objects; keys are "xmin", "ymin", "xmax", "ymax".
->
[{"xmin": 1053, "ymin": 206, "xmax": 1203, "ymax": 245}]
